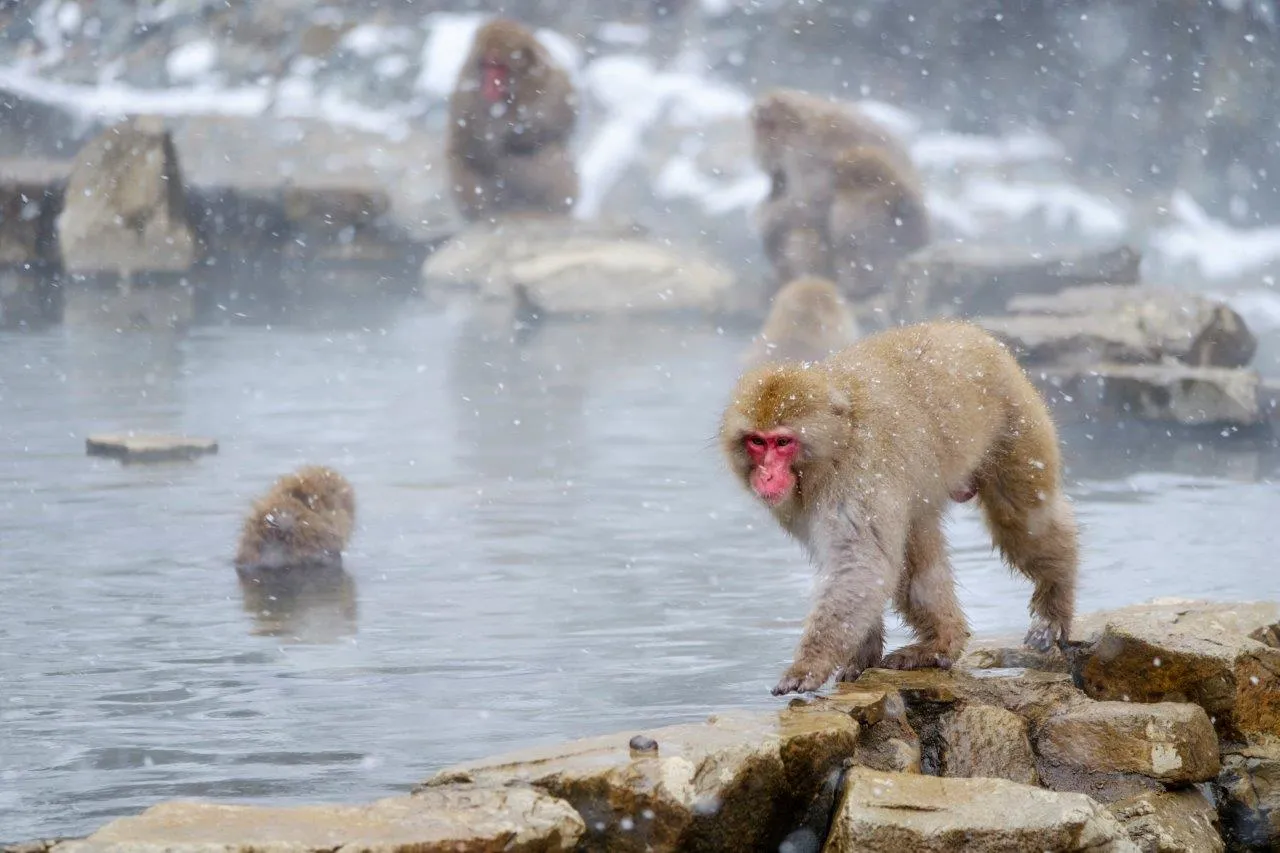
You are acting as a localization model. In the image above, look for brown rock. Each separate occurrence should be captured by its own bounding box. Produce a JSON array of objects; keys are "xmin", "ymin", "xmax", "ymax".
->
[
  {"xmin": 958, "ymin": 644, "xmax": 1071, "ymax": 673},
  {"xmin": 1036, "ymin": 701, "xmax": 1220, "ymax": 784},
  {"xmin": 894, "ymin": 241, "xmax": 1141, "ymax": 321},
  {"xmin": 57, "ymin": 116, "xmax": 197, "ymax": 275},
  {"xmin": 1036, "ymin": 762, "xmax": 1165, "ymax": 805},
  {"xmin": 1074, "ymin": 609, "xmax": 1280, "ymax": 741},
  {"xmin": 825, "ymin": 768, "xmax": 1140, "ymax": 852},
  {"xmin": 1001, "ymin": 285, "xmax": 1257, "ymax": 368},
  {"xmin": 847, "ymin": 690, "xmax": 922, "ymax": 773},
  {"xmin": 1215, "ymin": 744, "xmax": 1280, "ymax": 851},
  {"xmin": 1072, "ymin": 600, "xmax": 1280, "ymax": 647},
  {"xmin": 62, "ymin": 281, "xmax": 196, "ymax": 331},
  {"xmin": 51, "ymin": 785, "xmax": 583, "ymax": 852},
  {"xmin": 938, "ymin": 704, "xmax": 1039, "ymax": 785},
  {"xmin": 423, "ymin": 705, "xmax": 858, "ymax": 852},
  {"xmin": 85, "ymin": 433, "xmax": 218, "ymax": 463},
  {"xmin": 1035, "ymin": 362, "xmax": 1263, "ymax": 428},
  {"xmin": 1109, "ymin": 789, "xmax": 1224, "ymax": 853}
]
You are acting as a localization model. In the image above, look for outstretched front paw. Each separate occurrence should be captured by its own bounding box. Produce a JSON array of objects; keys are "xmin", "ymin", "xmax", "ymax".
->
[
  {"xmin": 879, "ymin": 644, "xmax": 954, "ymax": 671},
  {"xmin": 772, "ymin": 659, "xmax": 833, "ymax": 696},
  {"xmin": 1024, "ymin": 618, "xmax": 1068, "ymax": 653}
]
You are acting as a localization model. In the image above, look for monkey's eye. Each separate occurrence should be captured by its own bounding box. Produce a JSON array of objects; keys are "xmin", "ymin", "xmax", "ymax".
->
[
  {"xmin": 775, "ymin": 436, "xmax": 793, "ymax": 448},
  {"xmin": 747, "ymin": 435, "xmax": 766, "ymax": 448}
]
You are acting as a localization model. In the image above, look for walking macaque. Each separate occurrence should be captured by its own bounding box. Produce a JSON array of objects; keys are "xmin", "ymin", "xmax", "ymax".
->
[
  {"xmin": 828, "ymin": 145, "xmax": 931, "ymax": 300},
  {"xmin": 720, "ymin": 321, "xmax": 1078, "ymax": 696},
  {"xmin": 446, "ymin": 18, "xmax": 579, "ymax": 221},
  {"xmin": 745, "ymin": 276, "xmax": 860, "ymax": 366},
  {"xmin": 234, "ymin": 466, "xmax": 356, "ymax": 575},
  {"xmin": 750, "ymin": 88, "xmax": 918, "ymax": 287}
]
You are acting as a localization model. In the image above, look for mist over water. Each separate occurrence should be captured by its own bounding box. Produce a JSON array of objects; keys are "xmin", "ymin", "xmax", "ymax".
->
[{"xmin": 1, "ymin": 303, "xmax": 1277, "ymax": 840}]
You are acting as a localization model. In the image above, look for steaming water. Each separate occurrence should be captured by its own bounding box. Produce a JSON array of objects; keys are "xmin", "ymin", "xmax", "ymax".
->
[{"xmin": 2, "ymin": 303, "xmax": 1279, "ymax": 841}]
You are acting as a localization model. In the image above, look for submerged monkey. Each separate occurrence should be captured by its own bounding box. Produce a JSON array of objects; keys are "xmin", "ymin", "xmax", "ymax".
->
[
  {"xmin": 721, "ymin": 321, "xmax": 1078, "ymax": 695},
  {"xmin": 234, "ymin": 465, "xmax": 356, "ymax": 576},
  {"xmin": 446, "ymin": 18, "xmax": 579, "ymax": 221},
  {"xmin": 745, "ymin": 276, "xmax": 860, "ymax": 366}
]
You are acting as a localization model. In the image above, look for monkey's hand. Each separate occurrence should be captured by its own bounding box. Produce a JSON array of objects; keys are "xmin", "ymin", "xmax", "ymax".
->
[{"xmin": 772, "ymin": 658, "xmax": 834, "ymax": 696}]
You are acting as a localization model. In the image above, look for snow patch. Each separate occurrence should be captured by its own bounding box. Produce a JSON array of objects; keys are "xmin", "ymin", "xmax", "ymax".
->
[
  {"xmin": 912, "ymin": 130, "xmax": 1065, "ymax": 170},
  {"xmin": 1221, "ymin": 288, "xmax": 1280, "ymax": 334},
  {"xmin": 340, "ymin": 25, "xmax": 418, "ymax": 58},
  {"xmin": 946, "ymin": 178, "xmax": 1128, "ymax": 239},
  {"xmin": 655, "ymin": 155, "xmax": 769, "ymax": 215},
  {"xmin": 1151, "ymin": 190, "xmax": 1280, "ymax": 279},
  {"xmin": 166, "ymin": 40, "xmax": 218, "ymax": 84},
  {"xmin": 416, "ymin": 12, "xmax": 487, "ymax": 98}
]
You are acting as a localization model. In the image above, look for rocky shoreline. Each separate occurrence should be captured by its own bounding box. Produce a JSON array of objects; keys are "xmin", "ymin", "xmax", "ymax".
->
[{"xmin": 8, "ymin": 598, "xmax": 1277, "ymax": 852}]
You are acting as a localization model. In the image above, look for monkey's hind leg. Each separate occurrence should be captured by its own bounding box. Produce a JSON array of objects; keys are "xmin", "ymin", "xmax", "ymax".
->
[
  {"xmin": 978, "ymin": 427, "xmax": 1080, "ymax": 652},
  {"xmin": 880, "ymin": 514, "xmax": 969, "ymax": 670},
  {"xmin": 836, "ymin": 614, "xmax": 884, "ymax": 682}
]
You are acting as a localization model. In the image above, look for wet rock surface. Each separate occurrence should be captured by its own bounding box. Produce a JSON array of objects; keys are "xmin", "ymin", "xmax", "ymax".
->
[
  {"xmin": 1109, "ymin": 789, "xmax": 1224, "ymax": 853},
  {"xmin": 421, "ymin": 218, "xmax": 734, "ymax": 317},
  {"xmin": 50, "ymin": 785, "xmax": 584, "ymax": 853},
  {"xmin": 0, "ymin": 158, "xmax": 67, "ymax": 266},
  {"xmin": 825, "ymin": 768, "xmax": 1140, "ymax": 852}
]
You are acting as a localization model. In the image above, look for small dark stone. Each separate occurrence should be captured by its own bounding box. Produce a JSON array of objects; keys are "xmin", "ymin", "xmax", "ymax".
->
[{"xmin": 628, "ymin": 734, "xmax": 658, "ymax": 753}]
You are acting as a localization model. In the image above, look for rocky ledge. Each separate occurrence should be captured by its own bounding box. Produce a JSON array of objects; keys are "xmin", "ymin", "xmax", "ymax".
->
[{"xmin": 8, "ymin": 599, "xmax": 1279, "ymax": 853}]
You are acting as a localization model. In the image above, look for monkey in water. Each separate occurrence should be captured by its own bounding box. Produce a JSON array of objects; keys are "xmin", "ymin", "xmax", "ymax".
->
[
  {"xmin": 750, "ymin": 88, "xmax": 916, "ymax": 286},
  {"xmin": 745, "ymin": 276, "xmax": 860, "ymax": 366},
  {"xmin": 234, "ymin": 465, "xmax": 356, "ymax": 576},
  {"xmin": 828, "ymin": 145, "xmax": 931, "ymax": 301},
  {"xmin": 721, "ymin": 321, "xmax": 1078, "ymax": 696},
  {"xmin": 446, "ymin": 18, "xmax": 579, "ymax": 222}
]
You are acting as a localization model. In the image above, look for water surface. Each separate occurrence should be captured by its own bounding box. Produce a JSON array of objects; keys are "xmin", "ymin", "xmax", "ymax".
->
[{"xmin": 2, "ymin": 303, "xmax": 1278, "ymax": 841}]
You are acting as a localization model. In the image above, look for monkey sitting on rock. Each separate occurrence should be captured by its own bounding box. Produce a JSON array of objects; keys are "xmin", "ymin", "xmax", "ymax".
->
[
  {"xmin": 446, "ymin": 18, "xmax": 580, "ymax": 222},
  {"xmin": 234, "ymin": 465, "xmax": 356, "ymax": 577},
  {"xmin": 721, "ymin": 321, "xmax": 1078, "ymax": 696}
]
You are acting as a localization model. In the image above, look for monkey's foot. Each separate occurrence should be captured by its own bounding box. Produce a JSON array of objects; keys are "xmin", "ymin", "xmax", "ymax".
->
[
  {"xmin": 1024, "ymin": 618, "xmax": 1068, "ymax": 653},
  {"xmin": 772, "ymin": 660, "xmax": 833, "ymax": 696},
  {"xmin": 879, "ymin": 644, "xmax": 955, "ymax": 672}
]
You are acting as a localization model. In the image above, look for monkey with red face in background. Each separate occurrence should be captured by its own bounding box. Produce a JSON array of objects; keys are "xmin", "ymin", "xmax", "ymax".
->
[
  {"xmin": 745, "ymin": 275, "xmax": 860, "ymax": 366},
  {"xmin": 234, "ymin": 465, "xmax": 356, "ymax": 576},
  {"xmin": 828, "ymin": 145, "xmax": 931, "ymax": 301},
  {"xmin": 721, "ymin": 321, "xmax": 1078, "ymax": 696},
  {"xmin": 750, "ymin": 89, "xmax": 919, "ymax": 288},
  {"xmin": 446, "ymin": 18, "xmax": 579, "ymax": 222}
]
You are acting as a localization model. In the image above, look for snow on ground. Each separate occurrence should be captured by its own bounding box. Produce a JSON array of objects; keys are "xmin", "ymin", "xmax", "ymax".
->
[
  {"xmin": 165, "ymin": 40, "xmax": 218, "ymax": 84},
  {"xmin": 1151, "ymin": 190, "xmax": 1280, "ymax": 280},
  {"xmin": 911, "ymin": 130, "xmax": 1064, "ymax": 170},
  {"xmin": 415, "ymin": 13, "xmax": 487, "ymax": 98}
]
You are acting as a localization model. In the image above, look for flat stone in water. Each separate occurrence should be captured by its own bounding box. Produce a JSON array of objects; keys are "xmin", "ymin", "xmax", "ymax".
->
[{"xmin": 85, "ymin": 433, "xmax": 218, "ymax": 464}]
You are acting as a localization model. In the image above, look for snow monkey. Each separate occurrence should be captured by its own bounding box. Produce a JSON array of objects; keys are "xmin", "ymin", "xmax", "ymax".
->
[
  {"xmin": 446, "ymin": 18, "xmax": 579, "ymax": 221},
  {"xmin": 750, "ymin": 88, "xmax": 922, "ymax": 290},
  {"xmin": 828, "ymin": 145, "xmax": 931, "ymax": 300},
  {"xmin": 745, "ymin": 275, "xmax": 860, "ymax": 366},
  {"xmin": 720, "ymin": 321, "xmax": 1079, "ymax": 696},
  {"xmin": 234, "ymin": 466, "xmax": 357, "ymax": 576}
]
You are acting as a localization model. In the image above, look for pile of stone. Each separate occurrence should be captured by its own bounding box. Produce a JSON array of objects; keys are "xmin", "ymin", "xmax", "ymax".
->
[
  {"xmin": 896, "ymin": 243, "xmax": 1271, "ymax": 430},
  {"xmin": 0, "ymin": 116, "xmax": 427, "ymax": 329},
  {"xmin": 15, "ymin": 598, "xmax": 1277, "ymax": 852}
]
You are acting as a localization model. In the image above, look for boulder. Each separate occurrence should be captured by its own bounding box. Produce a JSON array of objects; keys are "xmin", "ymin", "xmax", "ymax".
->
[
  {"xmin": 1215, "ymin": 744, "xmax": 1280, "ymax": 851},
  {"xmin": 937, "ymin": 704, "xmax": 1039, "ymax": 785},
  {"xmin": 61, "ymin": 280, "xmax": 196, "ymax": 331},
  {"xmin": 1035, "ymin": 702, "xmax": 1220, "ymax": 784},
  {"xmin": 57, "ymin": 116, "xmax": 198, "ymax": 275},
  {"xmin": 1072, "ymin": 604, "xmax": 1280, "ymax": 742},
  {"xmin": 422, "ymin": 704, "xmax": 859, "ymax": 852},
  {"xmin": 1003, "ymin": 285, "xmax": 1257, "ymax": 368},
  {"xmin": 979, "ymin": 285, "xmax": 1257, "ymax": 369},
  {"xmin": 0, "ymin": 269, "xmax": 59, "ymax": 328},
  {"xmin": 1109, "ymin": 789, "xmax": 1224, "ymax": 853},
  {"xmin": 1034, "ymin": 363, "xmax": 1264, "ymax": 428},
  {"xmin": 421, "ymin": 219, "xmax": 734, "ymax": 316},
  {"xmin": 86, "ymin": 433, "xmax": 218, "ymax": 464},
  {"xmin": 824, "ymin": 769, "xmax": 1140, "ymax": 852},
  {"xmin": 50, "ymin": 785, "xmax": 583, "ymax": 853},
  {"xmin": 893, "ymin": 241, "xmax": 1141, "ymax": 321},
  {"xmin": 0, "ymin": 158, "xmax": 67, "ymax": 266},
  {"xmin": 958, "ymin": 644, "xmax": 1071, "ymax": 674}
]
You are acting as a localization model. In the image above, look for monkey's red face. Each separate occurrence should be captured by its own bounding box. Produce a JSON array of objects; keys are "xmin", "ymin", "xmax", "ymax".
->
[
  {"xmin": 744, "ymin": 428, "xmax": 799, "ymax": 506},
  {"xmin": 480, "ymin": 57, "xmax": 511, "ymax": 103}
]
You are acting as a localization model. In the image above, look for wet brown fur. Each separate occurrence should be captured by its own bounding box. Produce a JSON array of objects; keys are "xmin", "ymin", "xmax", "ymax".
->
[
  {"xmin": 828, "ymin": 145, "xmax": 931, "ymax": 300},
  {"xmin": 234, "ymin": 466, "xmax": 357, "ymax": 574},
  {"xmin": 750, "ymin": 88, "xmax": 919, "ymax": 287},
  {"xmin": 446, "ymin": 18, "xmax": 579, "ymax": 221},
  {"xmin": 721, "ymin": 321, "xmax": 1078, "ymax": 695},
  {"xmin": 745, "ymin": 275, "xmax": 860, "ymax": 366}
]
